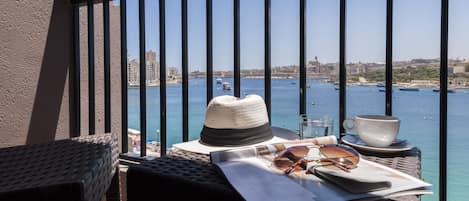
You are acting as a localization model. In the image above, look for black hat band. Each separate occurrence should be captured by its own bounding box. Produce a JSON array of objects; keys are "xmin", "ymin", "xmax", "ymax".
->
[{"xmin": 200, "ymin": 123, "xmax": 273, "ymax": 147}]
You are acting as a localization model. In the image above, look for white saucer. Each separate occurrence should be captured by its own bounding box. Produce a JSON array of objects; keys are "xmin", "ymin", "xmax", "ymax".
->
[{"xmin": 341, "ymin": 134, "xmax": 414, "ymax": 153}]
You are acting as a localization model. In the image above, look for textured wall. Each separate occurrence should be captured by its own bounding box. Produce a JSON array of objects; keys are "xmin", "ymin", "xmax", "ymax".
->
[
  {"xmin": 78, "ymin": 3, "xmax": 122, "ymax": 142},
  {"xmin": 0, "ymin": 0, "xmax": 122, "ymax": 148}
]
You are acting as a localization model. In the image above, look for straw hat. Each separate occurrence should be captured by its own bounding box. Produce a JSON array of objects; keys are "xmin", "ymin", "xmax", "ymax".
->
[{"xmin": 172, "ymin": 95, "xmax": 296, "ymax": 154}]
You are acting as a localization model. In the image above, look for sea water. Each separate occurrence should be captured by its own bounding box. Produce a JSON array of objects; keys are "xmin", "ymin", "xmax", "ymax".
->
[{"xmin": 128, "ymin": 78, "xmax": 469, "ymax": 201}]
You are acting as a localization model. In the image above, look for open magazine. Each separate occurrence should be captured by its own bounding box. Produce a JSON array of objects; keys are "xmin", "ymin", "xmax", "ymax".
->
[{"xmin": 210, "ymin": 136, "xmax": 432, "ymax": 201}]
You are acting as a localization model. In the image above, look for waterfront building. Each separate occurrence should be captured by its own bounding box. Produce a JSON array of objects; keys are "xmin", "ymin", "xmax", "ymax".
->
[
  {"xmin": 146, "ymin": 51, "xmax": 159, "ymax": 84},
  {"xmin": 307, "ymin": 56, "xmax": 321, "ymax": 74},
  {"xmin": 450, "ymin": 65, "xmax": 468, "ymax": 74},
  {"xmin": 127, "ymin": 51, "xmax": 161, "ymax": 86},
  {"xmin": 128, "ymin": 59, "xmax": 139, "ymax": 86}
]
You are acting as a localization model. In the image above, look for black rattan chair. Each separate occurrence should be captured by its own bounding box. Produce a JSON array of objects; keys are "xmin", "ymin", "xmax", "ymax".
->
[{"xmin": 0, "ymin": 134, "xmax": 120, "ymax": 201}]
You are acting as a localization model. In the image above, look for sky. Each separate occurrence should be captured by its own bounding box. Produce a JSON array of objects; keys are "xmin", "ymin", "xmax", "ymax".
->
[{"xmin": 116, "ymin": 0, "xmax": 469, "ymax": 70}]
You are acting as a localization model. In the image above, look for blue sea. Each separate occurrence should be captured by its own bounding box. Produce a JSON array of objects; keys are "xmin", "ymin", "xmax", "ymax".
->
[{"xmin": 128, "ymin": 78, "xmax": 469, "ymax": 201}]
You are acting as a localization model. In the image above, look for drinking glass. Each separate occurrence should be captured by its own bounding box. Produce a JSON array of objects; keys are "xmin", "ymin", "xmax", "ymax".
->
[{"xmin": 299, "ymin": 114, "xmax": 334, "ymax": 139}]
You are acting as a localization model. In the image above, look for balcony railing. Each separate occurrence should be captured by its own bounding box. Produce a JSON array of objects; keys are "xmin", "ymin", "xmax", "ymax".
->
[{"xmin": 71, "ymin": 0, "xmax": 449, "ymax": 200}]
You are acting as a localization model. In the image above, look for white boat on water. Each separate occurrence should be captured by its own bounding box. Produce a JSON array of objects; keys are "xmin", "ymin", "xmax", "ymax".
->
[
  {"xmin": 223, "ymin": 82, "xmax": 231, "ymax": 91},
  {"xmin": 216, "ymin": 78, "xmax": 223, "ymax": 84}
]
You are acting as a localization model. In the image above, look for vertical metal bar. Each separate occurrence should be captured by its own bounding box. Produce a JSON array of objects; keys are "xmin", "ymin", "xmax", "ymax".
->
[
  {"xmin": 138, "ymin": 0, "xmax": 147, "ymax": 157},
  {"xmin": 160, "ymin": 0, "xmax": 167, "ymax": 156},
  {"xmin": 121, "ymin": 0, "xmax": 128, "ymax": 153},
  {"xmin": 182, "ymin": 0, "xmax": 189, "ymax": 142},
  {"xmin": 234, "ymin": 0, "xmax": 241, "ymax": 97},
  {"xmin": 299, "ymin": 0, "xmax": 306, "ymax": 115},
  {"xmin": 264, "ymin": 0, "xmax": 271, "ymax": 122},
  {"xmin": 104, "ymin": 0, "xmax": 111, "ymax": 133},
  {"xmin": 88, "ymin": 0, "xmax": 96, "ymax": 135},
  {"xmin": 73, "ymin": 3, "xmax": 81, "ymax": 137},
  {"xmin": 440, "ymin": 0, "xmax": 448, "ymax": 200},
  {"xmin": 206, "ymin": 0, "xmax": 213, "ymax": 104},
  {"xmin": 206, "ymin": 0, "xmax": 213, "ymax": 105},
  {"xmin": 385, "ymin": 0, "xmax": 393, "ymax": 116},
  {"xmin": 339, "ymin": 0, "xmax": 346, "ymax": 137}
]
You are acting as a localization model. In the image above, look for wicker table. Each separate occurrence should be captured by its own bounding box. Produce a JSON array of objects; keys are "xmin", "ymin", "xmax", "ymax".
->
[
  {"xmin": 127, "ymin": 145, "xmax": 421, "ymax": 201},
  {"xmin": 0, "ymin": 134, "xmax": 120, "ymax": 201}
]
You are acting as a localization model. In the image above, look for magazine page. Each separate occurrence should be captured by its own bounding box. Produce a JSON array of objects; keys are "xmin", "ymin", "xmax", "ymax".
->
[
  {"xmin": 211, "ymin": 136, "xmax": 338, "ymax": 201},
  {"xmin": 210, "ymin": 136, "xmax": 432, "ymax": 201},
  {"xmin": 215, "ymin": 157, "xmax": 318, "ymax": 201},
  {"xmin": 295, "ymin": 159, "xmax": 432, "ymax": 201}
]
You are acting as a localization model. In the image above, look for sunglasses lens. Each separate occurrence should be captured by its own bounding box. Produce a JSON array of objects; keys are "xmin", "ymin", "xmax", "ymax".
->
[
  {"xmin": 273, "ymin": 158, "xmax": 293, "ymax": 171},
  {"xmin": 273, "ymin": 146, "xmax": 309, "ymax": 173},
  {"xmin": 287, "ymin": 146, "xmax": 310, "ymax": 157},
  {"xmin": 273, "ymin": 144, "xmax": 360, "ymax": 173},
  {"xmin": 273, "ymin": 157, "xmax": 306, "ymax": 173},
  {"xmin": 319, "ymin": 144, "xmax": 360, "ymax": 165}
]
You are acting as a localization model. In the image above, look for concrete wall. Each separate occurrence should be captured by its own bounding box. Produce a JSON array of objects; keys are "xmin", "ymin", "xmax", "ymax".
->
[
  {"xmin": 0, "ymin": 0, "xmax": 122, "ymax": 148},
  {"xmin": 78, "ymin": 2, "xmax": 122, "ymax": 142}
]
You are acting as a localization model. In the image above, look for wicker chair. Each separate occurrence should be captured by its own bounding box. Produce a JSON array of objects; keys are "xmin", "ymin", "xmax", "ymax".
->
[{"xmin": 0, "ymin": 134, "xmax": 120, "ymax": 201}]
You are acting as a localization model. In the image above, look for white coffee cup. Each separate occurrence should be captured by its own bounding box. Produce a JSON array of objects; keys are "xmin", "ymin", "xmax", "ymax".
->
[{"xmin": 343, "ymin": 115, "xmax": 400, "ymax": 147}]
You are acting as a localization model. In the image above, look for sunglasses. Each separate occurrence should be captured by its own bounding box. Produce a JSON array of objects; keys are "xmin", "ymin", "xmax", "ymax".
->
[{"xmin": 272, "ymin": 144, "xmax": 360, "ymax": 175}]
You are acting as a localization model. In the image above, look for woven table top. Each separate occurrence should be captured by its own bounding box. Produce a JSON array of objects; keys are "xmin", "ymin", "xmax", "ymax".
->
[
  {"xmin": 139, "ymin": 145, "xmax": 421, "ymax": 201},
  {"xmin": 0, "ymin": 134, "xmax": 119, "ymax": 201}
]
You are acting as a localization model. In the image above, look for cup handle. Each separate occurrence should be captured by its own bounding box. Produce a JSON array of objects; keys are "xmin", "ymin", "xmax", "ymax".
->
[{"xmin": 342, "ymin": 119, "xmax": 356, "ymax": 131}]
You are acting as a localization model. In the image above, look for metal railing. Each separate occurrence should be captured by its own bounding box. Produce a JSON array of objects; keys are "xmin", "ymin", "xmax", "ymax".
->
[{"xmin": 71, "ymin": 0, "xmax": 449, "ymax": 200}]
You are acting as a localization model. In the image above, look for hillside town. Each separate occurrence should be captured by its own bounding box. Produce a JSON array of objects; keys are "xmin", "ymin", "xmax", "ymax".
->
[{"xmin": 128, "ymin": 51, "xmax": 469, "ymax": 88}]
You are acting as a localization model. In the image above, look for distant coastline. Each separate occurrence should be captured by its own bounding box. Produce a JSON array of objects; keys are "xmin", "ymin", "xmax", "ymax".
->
[
  {"xmin": 128, "ymin": 77, "xmax": 469, "ymax": 89},
  {"xmin": 128, "ymin": 78, "xmax": 180, "ymax": 87}
]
